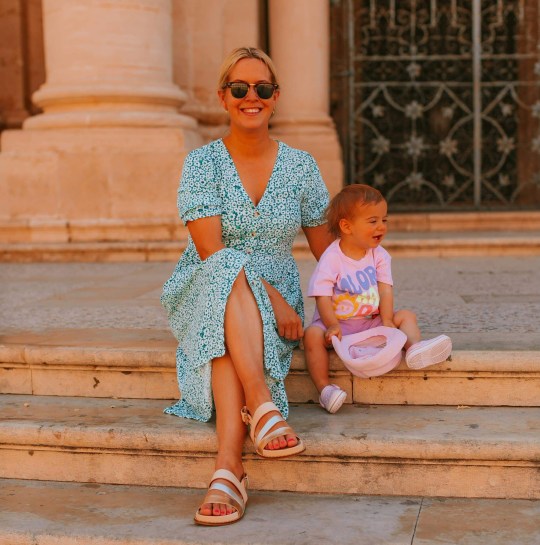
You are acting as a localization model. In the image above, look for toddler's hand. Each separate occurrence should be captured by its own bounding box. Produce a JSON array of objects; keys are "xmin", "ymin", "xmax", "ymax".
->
[{"xmin": 324, "ymin": 324, "xmax": 342, "ymax": 346}]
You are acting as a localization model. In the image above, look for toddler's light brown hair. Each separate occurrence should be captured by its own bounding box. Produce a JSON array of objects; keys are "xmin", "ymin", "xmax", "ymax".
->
[{"xmin": 326, "ymin": 184, "xmax": 385, "ymax": 238}]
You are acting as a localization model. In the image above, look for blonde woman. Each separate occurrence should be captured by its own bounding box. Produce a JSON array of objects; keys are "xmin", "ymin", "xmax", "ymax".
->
[{"xmin": 162, "ymin": 47, "xmax": 332, "ymax": 525}]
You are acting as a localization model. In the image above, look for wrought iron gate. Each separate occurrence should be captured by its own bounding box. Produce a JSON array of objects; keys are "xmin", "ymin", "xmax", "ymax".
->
[{"xmin": 330, "ymin": 0, "xmax": 540, "ymax": 210}]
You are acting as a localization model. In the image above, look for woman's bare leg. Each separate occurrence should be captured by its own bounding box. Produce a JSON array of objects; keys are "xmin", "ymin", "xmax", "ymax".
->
[
  {"xmin": 199, "ymin": 353, "xmax": 246, "ymax": 517},
  {"xmin": 224, "ymin": 271, "xmax": 296, "ymax": 450},
  {"xmin": 200, "ymin": 271, "xmax": 299, "ymax": 518}
]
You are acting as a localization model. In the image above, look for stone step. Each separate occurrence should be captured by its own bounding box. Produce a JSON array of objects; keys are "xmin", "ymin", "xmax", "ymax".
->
[
  {"xmin": 1, "ymin": 395, "xmax": 539, "ymax": 499},
  {"xmin": 2, "ymin": 339, "xmax": 538, "ymax": 406},
  {"xmin": 2, "ymin": 211, "xmax": 540, "ymax": 244},
  {"xmin": 2, "ymin": 478, "xmax": 539, "ymax": 545},
  {"xmin": 2, "ymin": 231, "xmax": 540, "ymax": 262}
]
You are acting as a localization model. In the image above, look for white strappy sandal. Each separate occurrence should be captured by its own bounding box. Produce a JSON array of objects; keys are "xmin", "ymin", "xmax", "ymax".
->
[
  {"xmin": 194, "ymin": 469, "xmax": 248, "ymax": 526},
  {"xmin": 241, "ymin": 401, "xmax": 305, "ymax": 458}
]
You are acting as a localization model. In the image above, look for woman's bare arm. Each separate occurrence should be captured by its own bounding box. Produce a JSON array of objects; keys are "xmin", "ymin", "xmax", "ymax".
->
[
  {"xmin": 186, "ymin": 216, "xmax": 225, "ymax": 260},
  {"xmin": 303, "ymin": 224, "xmax": 334, "ymax": 261}
]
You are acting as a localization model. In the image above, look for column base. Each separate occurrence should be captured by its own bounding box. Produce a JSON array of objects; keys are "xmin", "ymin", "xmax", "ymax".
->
[
  {"xmin": 24, "ymin": 110, "xmax": 198, "ymax": 130},
  {"xmin": 0, "ymin": 126, "xmax": 203, "ymax": 226},
  {"xmin": 271, "ymin": 122, "xmax": 344, "ymax": 197}
]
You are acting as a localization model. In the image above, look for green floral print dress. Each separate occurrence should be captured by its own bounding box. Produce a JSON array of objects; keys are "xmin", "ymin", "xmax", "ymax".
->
[{"xmin": 161, "ymin": 139, "xmax": 329, "ymax": 422}]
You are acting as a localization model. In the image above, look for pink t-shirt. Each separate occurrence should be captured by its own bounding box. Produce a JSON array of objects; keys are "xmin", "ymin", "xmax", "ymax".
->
[{"xmin": 308, "ymin": 240, "xmax": 393, "ymax": 321}]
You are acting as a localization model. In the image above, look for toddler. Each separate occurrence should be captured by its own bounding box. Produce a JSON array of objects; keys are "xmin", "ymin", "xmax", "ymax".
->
[{"xmin": 304, "ymin": 184, "xmax": 452, "ymax": 413}]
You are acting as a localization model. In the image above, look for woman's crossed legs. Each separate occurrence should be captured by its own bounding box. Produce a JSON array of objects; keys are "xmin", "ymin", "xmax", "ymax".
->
[{"xmin": 199, "ymin": 271, "xmax": 298, "ymax": 518}]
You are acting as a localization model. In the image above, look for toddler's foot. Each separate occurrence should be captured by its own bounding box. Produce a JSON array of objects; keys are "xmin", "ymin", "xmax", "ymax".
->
[
  {"xmin": 319, "ymin": 384, "xmax": 347, "ymax": 414},
  {"xmin": 405, "ymin": 335, "xmax": 452, "ymax": 370}
]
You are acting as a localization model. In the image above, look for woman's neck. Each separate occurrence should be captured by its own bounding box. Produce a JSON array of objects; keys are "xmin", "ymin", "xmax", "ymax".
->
[{"xmin": 223, "ymin": 128, "xmax": 275, "ymax": 157}]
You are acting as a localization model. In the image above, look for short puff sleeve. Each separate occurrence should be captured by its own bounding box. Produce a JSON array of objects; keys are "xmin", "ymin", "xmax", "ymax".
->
[
  {"xmin": 177, "ymin": 148, "xmax": 222, "ymax": 224},
  {"xmin": 300, "ymin": 154, "xmax": 329, "ymax": 228},
  {"xmin": 307, "ymin": 253, "xmax": 338, "ymax": 297}
]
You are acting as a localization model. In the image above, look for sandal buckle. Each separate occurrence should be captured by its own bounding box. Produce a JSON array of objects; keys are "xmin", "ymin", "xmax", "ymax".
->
[{"xmin": 240, "ymin": 406, "xmax": 251, "ymax": 425}]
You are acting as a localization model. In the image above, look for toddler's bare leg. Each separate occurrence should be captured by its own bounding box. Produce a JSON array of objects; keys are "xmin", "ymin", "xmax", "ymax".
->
[
  {"xmin": 304, "ymin": 325, "xmax": 331, "ymax": 393},
  {"xmin": 393, "ymin": 309, "xmax": 421, "ymax": 349}
]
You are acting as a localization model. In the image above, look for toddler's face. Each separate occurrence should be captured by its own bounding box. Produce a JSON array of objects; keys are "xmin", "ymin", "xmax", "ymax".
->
[{"xmin": 341, "ymin": 200, "xmax": 388, "ymax": 250}]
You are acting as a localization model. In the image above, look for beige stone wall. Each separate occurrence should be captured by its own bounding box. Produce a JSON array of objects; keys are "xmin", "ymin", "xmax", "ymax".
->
[
  {"xmin": 269, "ymin": 0, "xmax": 343, "ymax": 196},
  {"xmin": 0, "ymin": 0, "xmax": 202, "ymax": 226},
  {"xmin": 0, "ymin": 0, "xmax": 343, "ymax": 238},
  {"xmin": 24, "ymin": 0, "xmax": 46, "ymax": 115},
  {"xmin": 172, "ymin": 0, "xmax": 260, "ymax": 138},
  {"xmin": 0, "ymin": 0, "xmax": 45, "ymax": 130},
  {"xmin": 0, "ymin": 0, "xmax": 28, "ymax": 129}
]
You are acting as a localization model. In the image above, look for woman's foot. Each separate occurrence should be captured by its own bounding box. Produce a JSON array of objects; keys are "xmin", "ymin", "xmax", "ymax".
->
[
  {"xmin": 198, "ymin": 463, "xmax": 246, "ymax": 519},
  {"xmin": 241, "ymin": 400, "xmax": 304, "ymax": 457},
  {"xmin": 243, "ymin": 393, "xmax": 297, "ymax": 451},
  {"xmin": 260, "ymin": 412, "xmax": 297, "ymax": 451}
]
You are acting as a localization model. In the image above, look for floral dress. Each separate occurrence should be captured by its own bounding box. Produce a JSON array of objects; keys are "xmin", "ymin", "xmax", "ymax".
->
[{"xmin": 161, "ymin": 139, "xmax": 329, "ymax": 422}]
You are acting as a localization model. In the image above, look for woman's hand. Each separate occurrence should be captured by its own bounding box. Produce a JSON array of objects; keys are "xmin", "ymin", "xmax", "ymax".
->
[
  {"xmin": 262, "ymin": 279, "xmax": 303, "ymax": 340},
  {"xmin": 271, "ymin": 291, "xmax": 304, "ymax": 340},
  {"xmin": 324, "ymin": 323, "xmax": 342, "ymax": 346}
]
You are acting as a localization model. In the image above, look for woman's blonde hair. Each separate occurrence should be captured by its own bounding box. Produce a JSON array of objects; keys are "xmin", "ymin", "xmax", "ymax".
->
[
  {"xmin": 326, "ymin": 184, "xmax": 386, "ymax": 238},
  {"xmin": 217, "ymin": 47, "xmax": 279, "ymax": 89}
]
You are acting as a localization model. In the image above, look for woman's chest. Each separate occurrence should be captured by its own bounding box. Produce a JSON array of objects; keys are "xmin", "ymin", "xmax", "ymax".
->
[{"xmin": 219, "ymin": 174, "xmax": 302, "ymax": 238}]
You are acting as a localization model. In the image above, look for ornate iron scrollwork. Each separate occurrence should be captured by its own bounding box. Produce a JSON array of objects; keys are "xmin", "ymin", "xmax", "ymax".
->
[{"xmin": 330, "ymin": 0, "xmax": 540, "ymax": 209}]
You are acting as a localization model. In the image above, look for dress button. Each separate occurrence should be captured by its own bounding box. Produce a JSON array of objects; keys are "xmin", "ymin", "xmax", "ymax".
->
[
  {"xmin": 245, "ymin": 248, "xmax": 253, "ymax": 254},
  {"xmin": 254, "ymin": 211, "xmax": 260, "ymax": 218},
  {"xmin": 251, "ymin": 231, "xmax": 256, "ymax": 237}
]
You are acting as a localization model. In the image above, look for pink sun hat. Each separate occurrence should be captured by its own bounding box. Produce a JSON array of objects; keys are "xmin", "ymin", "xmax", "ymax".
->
[{"xmin": 331, "ymin": 326, "xmax": 407, "ymax": 378}]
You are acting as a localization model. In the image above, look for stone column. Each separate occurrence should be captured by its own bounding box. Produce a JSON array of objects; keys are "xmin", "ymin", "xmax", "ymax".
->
[
  {"xmin": 268, "ymin": 0, "xmax": 343, "ymax": 196},
  {"xmin": 171, "ymin": 0, "xmax": 260, "ymax": 141},
  {"xmin": 0, "ymin": 0, "xmax": 29, "ymax": 129},
  {"xmin": 25, "ymin": 0, "xmax": 194, "ymax": 129},
  {"xmin": 0, "ymin": 0, "xmax": 202, "ymax": 233}
]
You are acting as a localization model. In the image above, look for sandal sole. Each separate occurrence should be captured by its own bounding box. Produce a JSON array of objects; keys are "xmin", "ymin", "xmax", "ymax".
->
[{"xmin": 194, "ymin": 512, "xmax": 243, "ymax": 526}]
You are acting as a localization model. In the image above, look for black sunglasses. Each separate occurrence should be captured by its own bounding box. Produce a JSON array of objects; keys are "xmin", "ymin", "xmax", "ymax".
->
[{"xmin": 224, "ymin": 81, "xmax": 279, "ymax": 100}]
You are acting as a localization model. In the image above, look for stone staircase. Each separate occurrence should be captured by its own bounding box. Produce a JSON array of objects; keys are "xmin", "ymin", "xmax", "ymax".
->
[
  {"xmin": 1, "ymin": 246, "xmax": 540, "ymax": 543},
  {"xmin": 2, "ymin": 211, "xmax": 540, "ymax": 261}
]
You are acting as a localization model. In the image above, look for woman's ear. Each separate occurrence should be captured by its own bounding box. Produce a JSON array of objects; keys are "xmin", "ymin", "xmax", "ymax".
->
[{"xmin": 217, "ymin": 89, "xmax": 227, "ymax": 111}]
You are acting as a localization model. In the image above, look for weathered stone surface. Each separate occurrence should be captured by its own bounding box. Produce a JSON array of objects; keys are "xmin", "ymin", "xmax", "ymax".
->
[
  {"xmin": 1, "ymin": 479, "xmax": 540, "ymax": 545},
  {"xmin": 1, "ymin": 396, "xmax": 538, "ymax": 499},
  {"xmin": 1, "ymin": 257, "xmax": 539, "ymax": 404}
]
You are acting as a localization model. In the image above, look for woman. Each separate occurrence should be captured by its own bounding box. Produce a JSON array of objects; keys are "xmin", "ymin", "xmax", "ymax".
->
[{"xmin": 161, "ymin": 47, "xmax": 333, "ymax": 525}]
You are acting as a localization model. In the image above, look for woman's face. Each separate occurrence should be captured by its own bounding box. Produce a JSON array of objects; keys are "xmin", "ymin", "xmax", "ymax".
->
[{"xmin": 218, "ymin": 58, "xmax": 279, "ymax": 133}]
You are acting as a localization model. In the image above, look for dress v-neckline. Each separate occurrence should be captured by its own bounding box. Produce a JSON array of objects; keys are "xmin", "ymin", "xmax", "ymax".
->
[{"xmin": 220, "ymin": 139, "xmax": 281, "ymax": 209}]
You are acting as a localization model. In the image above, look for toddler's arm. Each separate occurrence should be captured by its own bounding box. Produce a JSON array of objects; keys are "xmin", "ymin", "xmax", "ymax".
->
[
  {"xmin": 315, "ymin": 296, "xmax": 342, "ymax": 344},
  {"xmin": 378, "ymin": 281, "xmax": 396, "ymax": 328}
]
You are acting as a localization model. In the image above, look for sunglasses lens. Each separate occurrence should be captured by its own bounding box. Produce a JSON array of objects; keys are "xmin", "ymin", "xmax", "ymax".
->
[
  {"xmin": 256, "ymin": 84, "xmax": 275, "ymax": 99},
  {"xmin": 230, "ymin": 83, "xmax": 248, "ymax": 98}
]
